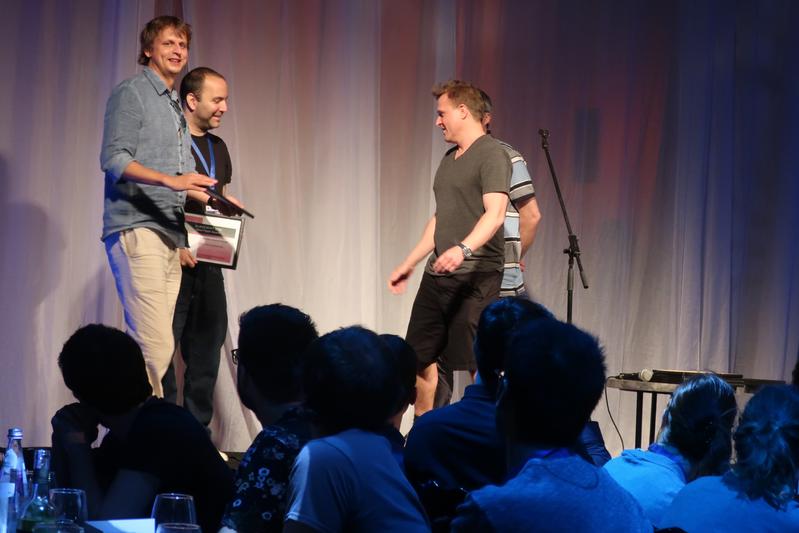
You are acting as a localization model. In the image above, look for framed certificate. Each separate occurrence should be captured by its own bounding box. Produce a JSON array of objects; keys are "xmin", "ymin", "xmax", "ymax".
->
[{"xmin": 184, "ymin": 212, "xmax": 245, "ymax": 269}]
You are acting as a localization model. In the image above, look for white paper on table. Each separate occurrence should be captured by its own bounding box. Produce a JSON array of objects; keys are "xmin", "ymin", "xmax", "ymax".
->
[{"xmin": 86, "ymin": 518, "xmax": 155, "ymax": 533}]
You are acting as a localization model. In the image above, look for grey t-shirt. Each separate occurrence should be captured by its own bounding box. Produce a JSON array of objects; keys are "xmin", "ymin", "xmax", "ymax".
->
[{"xmin": 426, "ymin": 134, "xmax": 511, "ymax": 275}]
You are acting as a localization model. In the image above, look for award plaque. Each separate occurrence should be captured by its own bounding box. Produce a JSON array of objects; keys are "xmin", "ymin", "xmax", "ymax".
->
[{"xmin": 184, "ymin": 212, "xmax": 245, "ymax": 269}]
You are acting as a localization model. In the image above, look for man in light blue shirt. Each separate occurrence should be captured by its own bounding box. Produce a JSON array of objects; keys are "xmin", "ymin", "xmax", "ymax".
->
[{"xmin": 100, "ymin": 16, "xmax": 216, "ymax": 397}]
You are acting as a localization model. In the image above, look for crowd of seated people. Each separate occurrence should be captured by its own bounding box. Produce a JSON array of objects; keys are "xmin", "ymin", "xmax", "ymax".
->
[
  {"xmin": 49, "ymin": 298, "xmax": 799, "ymax": 532},
  {"xmin": 659, "ymin": 384, "xmax": 799, "ymax": 532},
  {"xmin": 604, "ymin": 373, "xmax": 738, "ymax": 527}
]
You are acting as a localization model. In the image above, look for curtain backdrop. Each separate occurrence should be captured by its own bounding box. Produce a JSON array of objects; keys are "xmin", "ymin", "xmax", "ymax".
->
[{"xmin": 1, "ymin": 0, "xmax": 796, "ymax": 453}]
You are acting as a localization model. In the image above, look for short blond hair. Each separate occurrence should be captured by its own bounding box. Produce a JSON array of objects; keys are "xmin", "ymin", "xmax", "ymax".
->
[{"xmin": 432, "ymin": 80, "xmax": 488, "ymax": 121}]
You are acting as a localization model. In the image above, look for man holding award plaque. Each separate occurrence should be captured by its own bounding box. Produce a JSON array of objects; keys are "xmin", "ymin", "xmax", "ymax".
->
[
  {"xmin": 101, "ymin": 16, "xmax": 218, "ymax": 397},
  {"xmin": 154, "ymin": 67, "xmax": 240, "ymax": 427},
  {"xmin": 162, "ymin": 67, "xmax": 245, "ymax": 432}
]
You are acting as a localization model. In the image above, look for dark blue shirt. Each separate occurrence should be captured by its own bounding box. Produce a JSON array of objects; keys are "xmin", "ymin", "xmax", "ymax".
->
[
  {"xmin": 404, "ymin": 383, "xmax": 611, "ymax": 492},
  {"xmin": 405, "ymin": 383, "xmax": 504, "ymax": 491}
]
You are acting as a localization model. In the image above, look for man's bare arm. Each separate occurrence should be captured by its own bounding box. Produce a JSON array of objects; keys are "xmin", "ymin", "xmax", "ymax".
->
[
  {"xmin": 516, "ymin": 195, "xmax": 541, "ymax": 256},
  {"xmin": 388, "ymin": 215, "xmax": 436, "ymax": 294}
]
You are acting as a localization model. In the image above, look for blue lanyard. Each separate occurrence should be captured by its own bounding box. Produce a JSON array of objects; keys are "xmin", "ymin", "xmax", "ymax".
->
[{"xmin": 191, "ymin": 136, "xmax": 216, "ymax": 178}]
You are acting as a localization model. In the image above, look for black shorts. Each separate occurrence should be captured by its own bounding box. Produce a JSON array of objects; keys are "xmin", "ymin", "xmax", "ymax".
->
[{"xmin": 405, "ymin": 270, "xmax": 501, "ymax": 372}]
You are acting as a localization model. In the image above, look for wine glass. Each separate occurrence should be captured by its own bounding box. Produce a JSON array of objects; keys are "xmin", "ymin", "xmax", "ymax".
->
[
  {"xmin": 155, "ymin": 524, "xmax": 201, "ymax": 533},
  {"xmin": 49, "ymin": 488, "xmax": 88, "ymax": 524},
  {"xmin": 151, "ymin": 493, "xmax": 197, "ymax": 527}
]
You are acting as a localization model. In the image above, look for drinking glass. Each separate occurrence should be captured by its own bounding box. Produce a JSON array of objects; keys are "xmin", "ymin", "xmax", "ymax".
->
[
  {"xmin": 151, "ymin": 493, "xmax": 197, "ymax": 527},
  {"xmin": 49, "ymin": 488, "xmax": 88, "ymax": 524},
  {"xmin": 155, "ymin": 524, "xmax": 201, "ymax": 533}
]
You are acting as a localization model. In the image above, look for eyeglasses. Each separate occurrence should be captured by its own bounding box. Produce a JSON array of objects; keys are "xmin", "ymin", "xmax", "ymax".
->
[{"xmin": 231, "ymin": 349, "xmax": 239, "ymax": 365}]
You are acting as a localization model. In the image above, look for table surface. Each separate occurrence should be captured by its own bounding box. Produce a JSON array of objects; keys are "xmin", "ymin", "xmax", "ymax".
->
[{"xmin": 606, "ymin": 377, "xmax": 680, "ymax": 394}]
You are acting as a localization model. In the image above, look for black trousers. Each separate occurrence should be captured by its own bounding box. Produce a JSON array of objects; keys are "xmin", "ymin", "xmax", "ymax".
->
[
  {"xmin": 406, "ymin": 270, "xmax": 501, "ymax": 406},
  {"xmin": 163, "ymin": 262, "xmax": 227, "ymax": 428}
]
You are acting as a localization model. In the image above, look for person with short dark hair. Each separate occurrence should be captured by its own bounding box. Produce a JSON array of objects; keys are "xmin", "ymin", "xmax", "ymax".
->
[
  {"xmin": 451, "ymin": 319, "xmax": 650, "ymax": 532},
  {"xmin": 388, "ymin": 80, "xmax": 511, "ymax": 414},
  {"xmin": 51, "ymin": 324, "xmax": 233, "ymax": 532},
  {"xmin": 604, "ymin": 373, "xmax": 737, "ymax": 527},
  {"xmin": 660, "ymin": 385, "xmax": 799, "ymax": 532},
  {"xmin": 378, "ymin": 334, "xmax": 418, "ymax": 467},
  {"xmin": 162, "ymin": 65, "xmax": 245, "ymax": 432},
  {"xmin": 283, "ymin": 326, "xmax": 429, "ymax": 532},
  {"xmin": 101, "ymin": 16, "xmax": 217, "ymax": 397},
  {"xmin": 219, "ymin": 304, "xmax": 318, "ymax": 533}
]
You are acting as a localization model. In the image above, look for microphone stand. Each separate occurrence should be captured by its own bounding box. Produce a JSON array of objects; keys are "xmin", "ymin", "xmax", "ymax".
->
[{"xmin": 538, "ymin": 129, "xmax": 589, "ymax": 324}]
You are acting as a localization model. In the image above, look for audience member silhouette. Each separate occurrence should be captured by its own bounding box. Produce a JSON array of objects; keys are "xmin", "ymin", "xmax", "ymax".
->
[
  {"xmin": 604, "ymin": 373, "xmax": 737, "ymax": 527},
  {"xmin": 450, "ymin": 318, "xmax": 650, "ymax": 532},
  {"xmin": 660, "ymin": 385, "xmax": 799, "ymax": 532},
  {"xmin": 378, "ymin": 333, "xmax": 418, "ymax": 467},
  {"xmin": 220, "ymin": 304, "xmax": 319, "ymax": 533},
  {"xmin": 51, "ymin": 324, "xmax": 233, "ymax": 532},
  {"xmin": 283, "ymin": 326, "xmax": 429, "ymax": 532}
]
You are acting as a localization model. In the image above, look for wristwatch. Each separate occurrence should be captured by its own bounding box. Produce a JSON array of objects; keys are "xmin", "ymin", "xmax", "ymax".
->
[{"xmin": 458, "ymin": 242, "xmax": 473, "ymax": 259}]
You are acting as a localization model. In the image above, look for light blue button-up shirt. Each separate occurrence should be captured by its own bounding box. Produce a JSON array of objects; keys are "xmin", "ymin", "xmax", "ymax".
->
[{"xmin": 100, "ymin": 67, "xmax": 194, "ymax": 247}]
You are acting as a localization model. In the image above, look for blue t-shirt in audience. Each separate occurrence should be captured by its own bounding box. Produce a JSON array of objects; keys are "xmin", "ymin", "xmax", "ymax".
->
[
  {"xmin": 604, "ymin": 447, "xmax": 687, "ymax": 527},
  {"xmin": 660, "ymin": 473, "xmax": 799, "ymax": 532},
  {"xmin": 285, "ymin": 429, "xmax": 429, "ymax": 533},
  {"xmin": 451, "ymin": 454, "xmax": 651, "ymax": 532}
]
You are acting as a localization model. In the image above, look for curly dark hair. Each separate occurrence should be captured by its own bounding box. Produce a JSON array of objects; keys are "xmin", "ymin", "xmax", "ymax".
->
[{"xmin": 731, "ymin": 385, "xmax": 799, "ymax": 509}]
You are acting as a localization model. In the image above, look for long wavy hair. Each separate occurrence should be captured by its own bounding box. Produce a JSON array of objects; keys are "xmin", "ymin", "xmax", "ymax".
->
[
  {"xmin": 658, "ymin": 373, "xmax": 737, "ymax": 480},
  {"xmin": 731, "ymin": 385, "xmax": 799, "ymax": 509}
]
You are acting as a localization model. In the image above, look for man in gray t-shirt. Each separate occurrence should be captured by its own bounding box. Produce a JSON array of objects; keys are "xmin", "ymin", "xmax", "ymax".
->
[{"xmin": 388, "ymin": 80, "xmax": 511, "ymax": 415}]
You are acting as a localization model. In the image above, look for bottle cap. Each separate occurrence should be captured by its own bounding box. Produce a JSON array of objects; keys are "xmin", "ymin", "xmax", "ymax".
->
[{"xmin": 8, "ymin": 427, "xmax": 22, "ymax": 439}]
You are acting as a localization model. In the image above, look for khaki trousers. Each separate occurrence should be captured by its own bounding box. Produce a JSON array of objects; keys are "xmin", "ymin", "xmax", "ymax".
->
[{"xmin": 106, "ymin": 227, "xmax": 182, "ymax": 397}]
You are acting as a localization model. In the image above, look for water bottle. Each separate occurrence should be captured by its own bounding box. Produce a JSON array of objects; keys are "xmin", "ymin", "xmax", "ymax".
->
[
  {"xmin": 17, "ymin": 449, "xmax": 55, "ymax": 532},
  {"xmin": 0, "ymin": 428, "xmax": 28, "ymax": 533}
]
